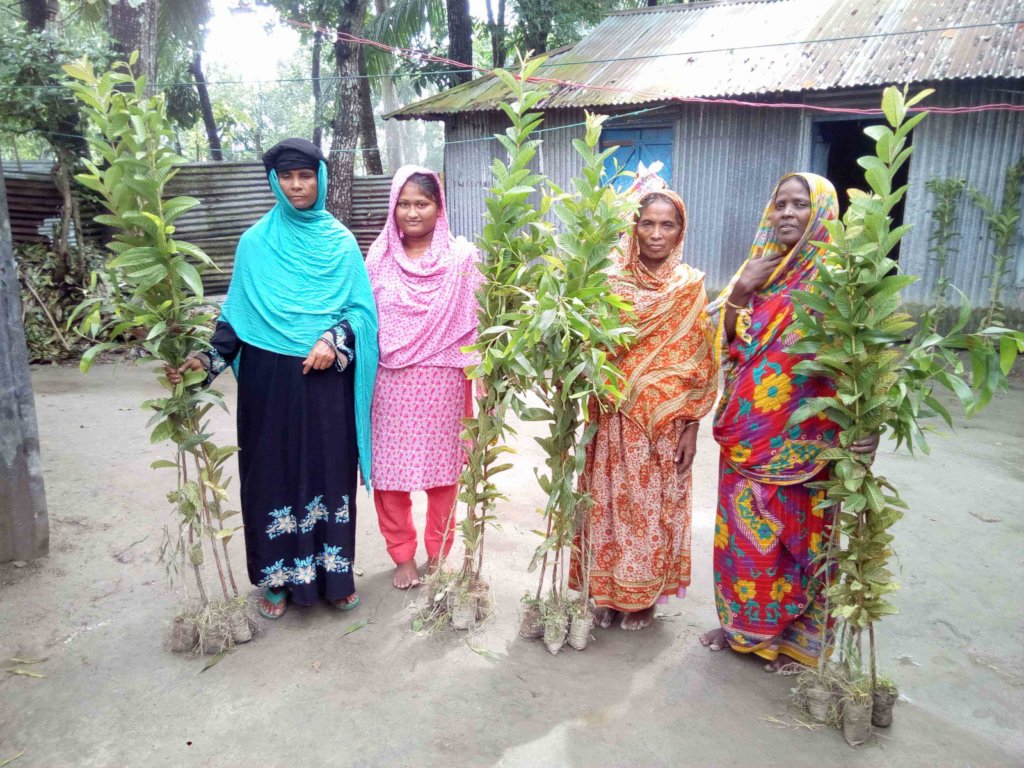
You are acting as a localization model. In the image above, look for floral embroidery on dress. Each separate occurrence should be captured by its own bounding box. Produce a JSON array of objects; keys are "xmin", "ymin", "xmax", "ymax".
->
[
  {"xmin": 317, "ymin": 544, "xmax": 352, "ymax": 574},
  {"xmin": 266, "ymin": 506, "xmax": 297, "ymax": 539},
  {"xmin": 334, "ymin": 495, "xmax": 350, "ymax": 524},
  {"xmin": 207, "ymin": 346, "xmax": 229, "ymax": 376},
  {"xmin": 259, "ymin": 559, "xmax": 290, "ymax": 588},
  {"xmin": 291, "ymin": 555, "xmax": 316, "ymax": 584},
  {"xmin": 299, "ymin": 494, "xmax": 330, "ymax": 533},
  {"xmin": 320, "ymin": 322, "xmax": 355, "ymax": 373}
]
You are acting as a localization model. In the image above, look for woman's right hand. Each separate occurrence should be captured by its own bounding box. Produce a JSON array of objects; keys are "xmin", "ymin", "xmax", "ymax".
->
[
  {"xmin": 165, "ymin": 357, "xmax": 204, "ymax": 385},
  {"xmin": 734, "ymin": 251, "xmax": 786, "ymax": 298}
]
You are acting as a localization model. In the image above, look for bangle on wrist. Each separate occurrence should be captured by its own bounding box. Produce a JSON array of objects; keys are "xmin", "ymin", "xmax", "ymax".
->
[{"xmin": 725, "ymin": 299, "xmax": 747, "ymax": 311}]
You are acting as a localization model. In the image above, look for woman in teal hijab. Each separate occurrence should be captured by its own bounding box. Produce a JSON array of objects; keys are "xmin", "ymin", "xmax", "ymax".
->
[{"xmin": 169, "ymin": 138, "xmax": 379, "ymax": 619}]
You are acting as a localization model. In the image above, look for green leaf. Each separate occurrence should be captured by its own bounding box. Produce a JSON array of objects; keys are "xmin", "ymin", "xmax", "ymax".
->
[
  {"xmin": 199, "ymin": 650, "xmax": 227, "ymax": 673},
  {"xmin": 341, "ymin": 619, "xmax": 372, "ymax": 637}
]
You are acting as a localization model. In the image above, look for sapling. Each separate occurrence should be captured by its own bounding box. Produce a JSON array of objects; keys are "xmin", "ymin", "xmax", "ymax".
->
[
  {"xmin": 924, "ymin": 177, "xmax": 966, "ymax": 332},
  {"xmin": 423, "ymin": 58, "xmax": 552, "ymax": 631},
  {"xmin": 788, "ymin": 85, "xmax": 1023, "ymax": 733},
  {"xmin": 500, "ymin": 112, "xmax": 635, "ymax": 655},
  {"xmin": 970, "ymin": 157, "xmax": 1024, "ymax": 330},
  {"xmin": 64, "ymin": 56, "xmax": 250, "ymax": 654}
]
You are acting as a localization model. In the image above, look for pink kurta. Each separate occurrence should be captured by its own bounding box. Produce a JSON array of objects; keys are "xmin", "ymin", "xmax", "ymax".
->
[
  {"xmin": 365, "ymin": 165, "xmax": 481, "ymax": 494},
  {"xmin": 371, "ymin": 365, "xmax": 468, "ymax": 490}
]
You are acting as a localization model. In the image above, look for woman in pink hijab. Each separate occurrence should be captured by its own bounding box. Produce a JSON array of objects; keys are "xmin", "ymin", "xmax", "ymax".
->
[{"xmin": 366, "ymin": 166, "xmax": 481, "ymax": 588}]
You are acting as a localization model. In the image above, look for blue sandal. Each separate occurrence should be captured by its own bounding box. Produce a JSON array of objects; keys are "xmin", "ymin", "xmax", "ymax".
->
[
  {"xmin": 332, "ymin": 592, "xmax": 359, "ymax": 611},
  {"xmin": 257, "ymin": 587, "xmax": 288, "ymax": 620}
]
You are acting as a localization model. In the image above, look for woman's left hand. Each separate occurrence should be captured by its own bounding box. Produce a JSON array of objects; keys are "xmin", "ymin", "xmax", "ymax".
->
[
  {"xmin": 302, "ymin": 340, "xmax": 337, "ymax": 374},
  {"xmin": 850, "ymin": 431, "xmax": 881, "ymax": 462},
  {"xmin": 674, "ymin": 420, "xmax": 700, "ymax": 474}
]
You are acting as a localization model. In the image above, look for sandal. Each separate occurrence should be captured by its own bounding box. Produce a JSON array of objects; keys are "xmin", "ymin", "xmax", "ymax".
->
[
  {"xmin": 257, "ymin": 587, "xmax": 289, "ymax": 620},
  {"xmin": 332, "ymin": 592, "xmax": 360, "ymax": 612}
]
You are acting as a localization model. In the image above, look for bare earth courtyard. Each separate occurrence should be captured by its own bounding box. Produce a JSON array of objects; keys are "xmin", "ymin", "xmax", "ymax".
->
[{"xmin": 1, "ymin": 363, "xmax": 1022, "ymax": 767}]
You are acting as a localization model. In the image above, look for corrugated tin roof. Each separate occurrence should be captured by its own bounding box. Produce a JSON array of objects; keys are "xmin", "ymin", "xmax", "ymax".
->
[{"xmin": 389, "ymin": 0, "xmax": 1024, "ymax": 118}]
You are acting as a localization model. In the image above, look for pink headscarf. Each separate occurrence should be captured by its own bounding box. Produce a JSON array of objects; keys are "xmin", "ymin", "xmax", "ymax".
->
[{"xmin": 365, "ymin": 165, "xmax": 482, "ymax": 370}]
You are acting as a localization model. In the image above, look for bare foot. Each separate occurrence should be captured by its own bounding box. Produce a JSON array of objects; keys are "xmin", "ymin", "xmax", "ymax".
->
[
  {"xmin": 620, "ymin": 606, "xmax": 656, "ymax": 631},
  {"xmin": 593, "ymin": 607, "xmax": 621, "ymax": 629},
  {"xmin": 393, "ymin": 559, "xmax": 420, "ymax": 589},
  {"xmin": 764, "ymin": 657, "xmax": 806, "ymax": 676},
  {"xmin": 699, "ymin": 627, "xmax": 728, "ymax": 651}
]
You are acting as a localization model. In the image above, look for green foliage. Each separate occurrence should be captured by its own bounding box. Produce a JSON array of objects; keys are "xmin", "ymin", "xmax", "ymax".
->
[
  {"xmin": 969, "ymin": 156, "xmax": 1024, "ymax": 330},
  {"xmin": 14, "ymin": 242, "xmax": 103, "ymax": 363},
  {"xmin": 0, "ymin": 21, "xmax": 110, "ymax": 151},
  {"xmin": 455, "ymin": 59, "xmax": 634, "ymax": 631},
  {"xmin": 64, "ymin": 56, "xmax": 241, "ymax": 609},
  {"xmin": 455, "ymin": 58, "xmax": 552, "ymax": 588},
  {"xmin": 788, "ymin": 85, "xmax": 1024, "ymax": 688},
  {"xmin": 923, "ymin": 176, "xmax": 966, "ymax": 332}
]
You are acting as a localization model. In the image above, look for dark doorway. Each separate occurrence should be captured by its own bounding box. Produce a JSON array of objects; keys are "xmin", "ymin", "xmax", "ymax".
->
[{"xmin": 812, "ymin": 118, "xmax": 910, "ymax": 260}]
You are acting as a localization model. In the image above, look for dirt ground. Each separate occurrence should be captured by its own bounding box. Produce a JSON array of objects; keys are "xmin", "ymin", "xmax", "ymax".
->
[{"xmin": 1, "ymin": 362, "xmax": 1022, "ymax": 767}]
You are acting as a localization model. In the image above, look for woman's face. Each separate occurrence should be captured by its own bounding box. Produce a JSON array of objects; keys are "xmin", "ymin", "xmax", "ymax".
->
[
  {"xmin": 771, "ymin": 177, "xmax": 812, "ymax": 250},
  {"xmin": 395, "ymin": 181, "xmax": 440, "ymax": 239},
  {"xmin": 635, "ymin": 200, "xmax": 684, "ymax": 264},
  {"xmin": 279, "ymin": 168, "xmax": 318, "ymax": 210}
]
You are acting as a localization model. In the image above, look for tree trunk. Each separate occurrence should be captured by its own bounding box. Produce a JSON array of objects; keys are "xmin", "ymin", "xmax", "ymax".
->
[
  {"xmin": 357, "ymin": 48, "xmax": 384, "ymax": 176},
  {"xmin": 189, "ymin": 53, "xmax": 223, "ymax": 161},
  {"xmin": 373, "ymin": 0, "xmax": 403, "ymax": 172},
  {"xmin": 485, "ymin": 0, "xmax": 507, "ymax": 69},
  {"xmin": 20, "ymin": 0, "xmax": 53, "ymax": 31},
  {"xmin": 312, "ymin": 29, "xmax": 324, "ymax": 151},
  {"xmin": 379, "ymin": 79, "xmax": 403, "ymax": 173},
  {"xmin": 446, "ymin": 0, "xmax": 473, "ymax": 85},
  {"xmin": 109, "ymin": 0, "xmax": 160, "ymax": 87},
  {"xmin": 520, "ymin": 0, "xmax": 553, "ymax": 55},
  {"xmin": 0, "ymin": 157, "xmax": 49, "ymax": 563},
  {"xmin": 328, "ymin": 0, "xmax": 370, "ymax": 223}
]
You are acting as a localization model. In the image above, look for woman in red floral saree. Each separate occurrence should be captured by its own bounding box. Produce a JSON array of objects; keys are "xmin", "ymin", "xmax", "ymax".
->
[{"xmin": 700, "ymin": 173, "xmax": 875, "ymax": 672}]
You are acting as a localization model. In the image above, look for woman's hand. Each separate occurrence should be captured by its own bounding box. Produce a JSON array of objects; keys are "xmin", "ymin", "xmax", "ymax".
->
[
  {"xmin": 302, "ymin": 339, "xmax": 337, "ymax": 374},
  {"xmin": 850, "ymin": 431, "xmax": 881, "ymax": 464},
  {"xmin": 674, "ymin": 420, "xmax": 700, "ymax": 474},
  {"xmin": 164, "ymin": 357, "xmax": 204, "ymax": 385},
  {"xmin": 734, "ymin": 251, "xmax": 786, "ymax": 298}
]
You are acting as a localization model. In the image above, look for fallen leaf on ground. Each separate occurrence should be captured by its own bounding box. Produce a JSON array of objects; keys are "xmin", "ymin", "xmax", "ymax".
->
[
  {"xmin": 411, "ymin": 617, "xmax": 424, "ymax": 632},
  {"xmin": 341, "ymin": 619, "xmax": 372, "ymax": 637},
  {"xmin": 0, "ymin": 749, "xmax": 26, "ymax": 767},
  {"xmin": 467, "ymin": 643, "xmax": 502, "ymax": 662},
  {"xmin": 7, "ymin": 669, "xmax": 45, "ymax": 678},
  {"xmin": 7, "ymin": 658, "xmax": 47, "ymax": 665},
  {"xmin": 199, "ymin": 651, "xmax": 227, "ymax": 673}
]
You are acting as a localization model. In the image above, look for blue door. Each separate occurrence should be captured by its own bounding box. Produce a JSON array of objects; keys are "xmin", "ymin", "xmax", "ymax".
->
[{"xmin": 600, "ymin": 126, "xmax": 675, "ymax": 191}]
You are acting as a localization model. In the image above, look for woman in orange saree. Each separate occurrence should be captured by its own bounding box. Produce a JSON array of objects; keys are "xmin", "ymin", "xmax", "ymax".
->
[
  {"xmin": 700, "ymin": 173, "xmax": 875, "ymax": 671},
  {"xmin": 569, "ymin": 179, "xmax": 718, "ymax": 631}
]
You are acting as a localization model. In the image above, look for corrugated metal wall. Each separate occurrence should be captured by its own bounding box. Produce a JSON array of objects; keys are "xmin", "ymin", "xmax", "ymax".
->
[
  {"xmin": 442, "ymin": 103, "xmax": 806, "ymax": 294},
  {"xmin": 675, "ymin": 103, "xmax": 808, "ymax": 291},
  {"xmin": 438, "ymin": 83, "xmax": 1023, "ymax": 309},
  {"xmin": 166, "ymin": 163, "xmax": 392, "ymax": 294},
  {"xmin": 1, "ymin": 162, "xmax": 392, "ymax": 295},
  {"xmin": 444, "ymin": 114, "xmax": 505, "ymax": 240},
  {"xmin": 3, "ymin": 164, "xmax": 105, "ymax": 246},
  {"xmin": 901, "ymin": 82, "xmax": 1024, "ymax": 308}
]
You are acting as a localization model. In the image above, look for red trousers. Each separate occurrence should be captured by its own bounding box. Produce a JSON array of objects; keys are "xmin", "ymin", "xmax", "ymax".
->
[{"xmin": 373, "ymin": 485, "xmax": 458, "ymax": 563}]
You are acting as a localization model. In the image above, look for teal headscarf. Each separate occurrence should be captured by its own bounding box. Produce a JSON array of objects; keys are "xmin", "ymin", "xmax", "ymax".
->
[{"xmin": 221, "ymin": 159, "xmax": 379, "ymax": 484}]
